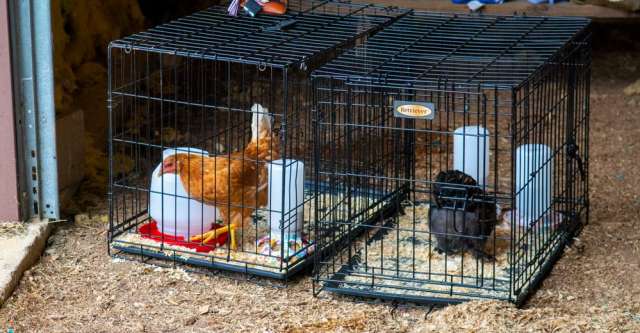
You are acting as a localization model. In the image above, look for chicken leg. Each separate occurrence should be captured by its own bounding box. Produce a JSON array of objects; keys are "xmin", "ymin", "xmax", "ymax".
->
[
  {"xmin": 191, "ymin": 223, "xmax": 238, "ymax": 250},
  {"xmin": 191, "ymin": 210, "xmax": 249, "ymax": 251}
]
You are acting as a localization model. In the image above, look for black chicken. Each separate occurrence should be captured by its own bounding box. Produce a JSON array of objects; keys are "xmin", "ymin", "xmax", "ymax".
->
[{"xmin": 429, "ymin": 170, "xmax": 498, "ymax": 260}]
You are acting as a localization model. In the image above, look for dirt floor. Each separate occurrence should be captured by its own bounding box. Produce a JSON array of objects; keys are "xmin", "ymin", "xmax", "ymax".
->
[{"xmin": 2, "ymin": 28, "xmax": 640, "ymax": 333}]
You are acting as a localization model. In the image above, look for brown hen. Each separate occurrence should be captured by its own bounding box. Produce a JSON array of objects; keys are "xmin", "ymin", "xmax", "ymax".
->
[{"xmin": 158, "ymin": 104, "xmax": 280, "ymax": 250}]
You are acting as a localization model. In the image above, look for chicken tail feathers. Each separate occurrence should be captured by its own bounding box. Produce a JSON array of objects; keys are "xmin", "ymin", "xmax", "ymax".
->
[
  {"xmin": 246, "ymin": 103, "xmax": 279, "ymax": 162},
  {"xmin": 251, "ymin": 103, "xmax": 272, "ymax": 140}
]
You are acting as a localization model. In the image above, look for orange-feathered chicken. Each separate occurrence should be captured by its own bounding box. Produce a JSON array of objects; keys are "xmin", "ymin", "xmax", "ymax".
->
[{"xmin": 158, "ymin": 104, "xmax": 279, "ymax": 250}]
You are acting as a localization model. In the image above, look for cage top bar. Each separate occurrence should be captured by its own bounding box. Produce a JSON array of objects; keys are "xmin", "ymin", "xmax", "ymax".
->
[
  {"xmin": 312, "ymin": 11, "xmax": 590, "ymax": 89},
  {"xmin": 109, "ymin": 1, "xmax": 408, "ymax": 69}
]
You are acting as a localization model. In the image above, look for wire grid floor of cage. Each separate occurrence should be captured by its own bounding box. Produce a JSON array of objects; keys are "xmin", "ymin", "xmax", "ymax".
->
[
  {"xmin": 109, "ymin": 182, "xmax": 402, "ymax": 280},
  {"xmin": 316, "ymin": 202, "xmax": 572, "ymax": 304}
]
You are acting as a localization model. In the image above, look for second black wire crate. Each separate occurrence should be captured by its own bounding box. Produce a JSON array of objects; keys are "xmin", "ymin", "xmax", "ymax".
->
[
  {"xmin": 107, "ymin": 1, "xmax": 408, "ymax": 279},
  {"xmin": 312, "ymin": 12, "xmax": 591, "ymax": 305}
]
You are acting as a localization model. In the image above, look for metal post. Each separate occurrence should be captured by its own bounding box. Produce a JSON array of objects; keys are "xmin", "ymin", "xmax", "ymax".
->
[
  {"xmin": 31, "ymin": 0, "xmax": 59, "ymax": 218},
  {"xmin": 9, "ymin": 0, "xmax": 59, "ymax": 220}
]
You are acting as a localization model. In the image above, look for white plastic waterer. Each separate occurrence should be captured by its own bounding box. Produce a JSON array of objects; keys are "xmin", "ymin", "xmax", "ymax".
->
[
  {"xmin": 516, "ymin": 144, "xmax": 553, "ymax": 226},
  {"xmin": 148, "ymin": 147, "xmax": 219, "ymax": 239},
  {"xmin": 454, "ymin": 126, "xmax": 490, "ymax": 186},
  {"xmin": 267, "ymin": 159, "xmax": 305, "ymax": 251}
]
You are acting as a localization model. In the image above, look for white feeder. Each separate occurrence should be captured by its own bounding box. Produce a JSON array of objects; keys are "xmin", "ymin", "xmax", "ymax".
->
[
  {"xmin": 267, "ymin": 159, "xmax": 305, "ymax": 247},
  {"xmin": 516, "ymin": 144, "xmax": 553, "ymax": 226},
  {"xmin": 454, "ymin": 126, "xmax": 490, "ymax": 186},
  {"xmin": 149, "ymin": 147, "xmax": 219, "ymax": 239}
]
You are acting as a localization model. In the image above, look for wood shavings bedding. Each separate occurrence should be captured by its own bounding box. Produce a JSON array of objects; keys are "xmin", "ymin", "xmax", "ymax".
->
[
  {"xmin": 111, "ymin": 193, "xmax": 381, "ymax": 275},
  {"xmin": 331, "ymin": 203, "xmax": 566, "ymax": 301}
]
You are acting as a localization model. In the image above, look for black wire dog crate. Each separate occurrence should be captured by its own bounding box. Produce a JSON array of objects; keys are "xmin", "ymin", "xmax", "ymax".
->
[
  {"xmin": 107, "ymin": 2, "xmax": 408, "ymax": 279},
  {"xmin": 312, "ymin": 12, "xmax": 591, "ymax": 305}
]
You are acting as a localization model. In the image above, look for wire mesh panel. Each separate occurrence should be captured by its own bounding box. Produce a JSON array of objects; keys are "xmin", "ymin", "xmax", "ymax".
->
[
  {"xmin": 107, "ymin": 2, "xmax": 408, "ymax": 279},
  {"xmin": 312, "ymin": 12, "xmax": 591, "ymax": 305}
]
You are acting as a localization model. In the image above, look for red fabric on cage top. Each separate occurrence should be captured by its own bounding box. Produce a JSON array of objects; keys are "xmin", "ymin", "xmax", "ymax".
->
[{"xmin": 139, "ymin": 220, "xmax": 228, "ymax": 253}]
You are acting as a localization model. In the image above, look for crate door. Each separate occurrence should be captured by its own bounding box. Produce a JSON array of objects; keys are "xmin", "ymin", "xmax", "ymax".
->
[
  {"xmin": 362, "ymin": 87, "xmax": 508, "ymax": 291},
  {"xmin": 315, "ymin": 82, "xmax": 413, "ymax": 231}
]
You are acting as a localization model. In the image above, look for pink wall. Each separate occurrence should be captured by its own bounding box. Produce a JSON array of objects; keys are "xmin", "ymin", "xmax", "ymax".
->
[{"xmin": 0, "ymin": 0, "xmax": 20, "ymax": 221}]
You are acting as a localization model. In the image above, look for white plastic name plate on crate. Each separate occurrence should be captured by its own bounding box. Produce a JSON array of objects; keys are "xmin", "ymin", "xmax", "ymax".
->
[
  {"xmin": 453, "ymin": 126, "xmax": 490, "ymax": 186},
  {"xmin": 516, "ymin": 144, "xmax": 553, "ymax": 226},
  {"xmin": 149, "ymin": 147, "xmax": 220, "ymax": 239}
]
